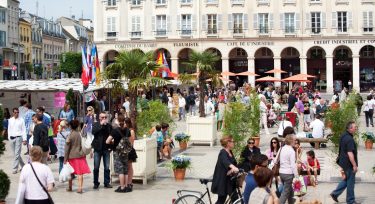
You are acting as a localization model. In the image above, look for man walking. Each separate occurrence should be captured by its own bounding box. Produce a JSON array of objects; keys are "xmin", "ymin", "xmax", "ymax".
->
[
  {"xmin": 178, "ymin": 94, "xmax": 186, "ymax": 121},
  {"xmin": 8, "ymin": 108, "xmax": 26, "ymax": 174},
  {"xmin": 331, "ymin": 121, "xmax": 359, "ymax": 204},
  {"xmin": 33, "ymin": 114, "xmax": 50, "ymax": 164},
  {"xmin": 92, "ymin": 112, "xmax": 113, "ymax": 189}
]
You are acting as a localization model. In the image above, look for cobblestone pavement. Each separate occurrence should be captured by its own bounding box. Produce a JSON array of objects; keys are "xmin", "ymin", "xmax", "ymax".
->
[{"xmin": 1, "ymin": 110, "xmax": 375, "ymax": 203}]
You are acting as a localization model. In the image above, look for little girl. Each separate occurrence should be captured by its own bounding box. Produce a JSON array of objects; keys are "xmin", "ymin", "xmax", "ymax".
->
[{"xmin": 306, "ymin": 150, "xmax": 320, "ymax": 185}]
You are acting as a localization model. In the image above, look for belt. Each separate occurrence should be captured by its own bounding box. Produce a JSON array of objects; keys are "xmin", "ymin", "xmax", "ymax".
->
[{"xmin": 10, "ymin": 136, "xmax": 21, "ymax": 140}]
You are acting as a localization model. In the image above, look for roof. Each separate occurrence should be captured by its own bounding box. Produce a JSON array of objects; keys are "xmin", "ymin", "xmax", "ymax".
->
[{"xmin": 0, "ymin": 79, "xmax": 123, "ymax": 93}]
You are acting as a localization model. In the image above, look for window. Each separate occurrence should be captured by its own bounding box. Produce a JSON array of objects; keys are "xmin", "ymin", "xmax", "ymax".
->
[
  {"xmin": 360, "ymin": 46, "xmax": 374, "ymax": 58},
  {"xmin": 258, "ymin": 13, "xmax": 269, "ymax": 34},
  {"xmin": 233, "ymin": 13, "xmax": 243, "ymax": 34},
  {"xmin": 335, "ymin": 48, "xmax": 350, "ymax": 60},
  {"xmin": 181, "ymin": 0, "xmax": 192, "ymax": 3},
  {"xmin": 0, "ymin": 10, "xmax": 5, "ymax": 24},
  {"xmin": 156, "ymin": 0, "xmax": 166, "ymax": 5},
  {"xmin": 207, "ymin": 14, "xmax": 217, "ymax": 34},
  {"xmin": 156, "ymin": 15, "xmax": 167, "ymax": 36},
  {"xmin": 106, "ymin": 17, "xmax": 116, "ymax": 37},
  {"xmin": 311, "ymin": 12, "xmax": 321, "ymax": 34},
  {"xmin": 131, "ymin": 16, "xmax": 141, "ymax": 38},
  {"xmin": 310, "ymin": 0, "xmax": 320, "ymax": 2},
  {"xmin": 0, "ymin": 31, "xmax": 6, "ymax": 47},
  {"xmin": 284, "ymin": 13, "xmax": 295, "ymax": 33},
  {"xmin": 132, "ymin": 0, "xmax": 141, "ymax": 6},
  {"xmin": 206, "ymin": 0, "xmax": 218, "ymax": 4},
  {"xmin": 107, "ymin": 0, "xmax": 116, "ymax": 6},
  {"xmin": 181, "ymin": 14, "xmax": 192, "ymax": 35},
  {"xmin": 363, "ymin": 11, "xmax": 373, "ymax": 32},
  {"xmin": 337, "ymin": 12, "xmax": 347, "ymax": 32}
]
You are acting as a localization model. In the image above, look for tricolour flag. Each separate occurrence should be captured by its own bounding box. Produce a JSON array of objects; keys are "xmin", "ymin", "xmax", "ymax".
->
[
  {"xmin": 92, "ymin": 44, "xmax": 101, "ymax": 85},
  {"xmin": 81, "ymin": 46, "xmax": 90, "ymax": 87}
]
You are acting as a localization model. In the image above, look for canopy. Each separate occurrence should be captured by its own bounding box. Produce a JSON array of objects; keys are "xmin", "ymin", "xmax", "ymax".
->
[
  {"xmin": 282, "ymin": 74, "xmax": 312, "ymax": 82},
  {"xmin": 265, "ymin": 69, "xmax": 287, "ymax": 74},
  {"xmin": 221, "ymin": 71, "xmax": 236, "ymax": 76},
  {"xmin": 0, "ymin": 79, "xmax": 115, "ymax": 93},
  {"xmin": 255, "ymin": 76, "xmax": 282, "ymax": 82},
  {"xmin": 236, "ymin": 71, "xmax": 259, "ymax": 76},
  {"xmin": 292, "ymin": 73, "xmax": 316, "ymax": 78}
]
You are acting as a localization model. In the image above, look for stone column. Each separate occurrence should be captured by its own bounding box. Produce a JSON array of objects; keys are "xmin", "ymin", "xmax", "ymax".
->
[
  {"xmin": 352, "ymin": 55, "xmax": 360, "ymax": 92},
  {"xmin": 300, "ymin": 56, "xmax": 307, "ymax": 74},
  {"xmin": 248, "ymin": 57, "xmax": 255, "ymax": 87},
  {"xmin": 222, "ymin": 57, "xmax": 230, "ymax": 83},
  {"xmin": 326, "ymin": 55, "xmax": 334, "ymax": 94},
  {"xmin": 171, "ymin": 58, "xmax": 178, "ymax": 74},
  {"xmin": 274, "ymin": 56, "xmax": 281, "ymax": 87}
]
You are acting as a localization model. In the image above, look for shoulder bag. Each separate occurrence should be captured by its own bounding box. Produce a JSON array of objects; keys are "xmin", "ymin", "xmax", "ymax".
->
[
  {"xmin": 272, "ymin": 147, "xmax": 283, "ymax": 177},
  {"xmin": 30, "ymin": 163, "xmax": 54, "ymax": 204}
]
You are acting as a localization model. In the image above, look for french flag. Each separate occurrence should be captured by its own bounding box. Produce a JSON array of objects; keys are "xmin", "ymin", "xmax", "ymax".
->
[{"xmin": 81, "ymin": 46, "xmax": 90, "ymax": 87}]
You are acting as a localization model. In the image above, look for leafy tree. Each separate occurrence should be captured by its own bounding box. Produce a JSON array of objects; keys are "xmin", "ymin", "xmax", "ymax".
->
[
  {"xmin": 183, "ymin": 50, "xmax": 220, "ymax": 117},
  {"xmin": 103, "ymin": 50, "xmax": 167, "ymax": 131},
  {"xmin": 248, "ymin": 90, "xmax": 261, "ymax": 138},
  {"xmin": 60, "ymin": 52, "xmax": 82, "ymax": 77},
  {"xmin": 0, "ymin": 104, "xmax": 3, "ymax": 134}
]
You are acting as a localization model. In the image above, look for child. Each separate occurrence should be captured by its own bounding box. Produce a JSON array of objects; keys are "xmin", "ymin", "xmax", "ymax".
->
[
  {"xmin": 306, "ymin": 150, "xmax": 320, "ymax": 185},
  {"xmin": 155, "ymin": 125, "xmax": 164, "ymax": 161}
]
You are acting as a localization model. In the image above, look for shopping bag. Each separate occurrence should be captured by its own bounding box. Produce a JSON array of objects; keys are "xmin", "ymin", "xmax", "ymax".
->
[
  {"xmin": 293, "ymin": 176, "xmax": 307, "ymax": 196},
  {"xmin": 59, "ymin": 163, "xmax": 74, "ymax": 183},
  {"xmin": 81, "ymin": 134, "xmax": 93, "ymax": 155},
  {"xmin": 15, "ymin": 182, "xmax": 26, "ymax": 204}
]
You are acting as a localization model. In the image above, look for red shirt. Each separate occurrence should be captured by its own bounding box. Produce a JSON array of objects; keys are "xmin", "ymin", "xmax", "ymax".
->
[
  {"xmin": 307, "ymin": 158, "xmax": 320, "ymax": 169},
  {"xmin": 53, "ymin": 120, "xmax": 61, "ymax": 136}
]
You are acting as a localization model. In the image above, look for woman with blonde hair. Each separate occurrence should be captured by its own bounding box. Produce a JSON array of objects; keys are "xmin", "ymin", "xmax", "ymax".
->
[
  {"xmin": 211, "ymin": 136, "xmax": 239, "ymax": 204},
  {"xmin": 64, "ymin": 119, "xmax": 91, "ymax": 193},
  {"xmin": 57, "ymin": 120, "xmax": 70, "ymax": 173},
  {"xmin": 17, "ymin": 146, "xmax": 55, "ymax": 204},
  {"xmin": 58, "ymin": 103, "xmax": 75, "ymax": 122}
]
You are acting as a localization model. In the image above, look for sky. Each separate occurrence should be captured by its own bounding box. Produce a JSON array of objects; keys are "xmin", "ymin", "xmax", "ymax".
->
[{"xmin": 20, "ymin": 0, "xmax": 93, "ymax": 20}]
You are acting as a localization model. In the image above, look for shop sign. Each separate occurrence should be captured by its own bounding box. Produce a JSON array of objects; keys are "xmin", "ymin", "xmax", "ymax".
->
[
  {"xmin": 226, "ymin": 41, "xmax": 274, "ymax": 47},
  {"xmin": 54, "ymin": 92, "xmax": 66, "ymax": 108},
  {"xmin": 115, "ymin": 43, "xmax": 157, "ymax": 49},
  {"xmin": 314, "ymin": 39, "xmax": 375, "ymax": 45},
  {"xmin": 173, "ymin": 42, "xmax": 199, "ymax": 47}
]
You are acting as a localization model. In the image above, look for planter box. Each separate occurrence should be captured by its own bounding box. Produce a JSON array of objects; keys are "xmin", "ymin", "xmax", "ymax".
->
[
  {"xmin": 186, "ymin": 116, "xmax": 217, "ymax": 147},
  {"xmin": 110, "ymin": 137, "xmax": 157, "ymax": 185},
  {"xmin": 133, "ymin": 137, "xmax": 157, "ymax": 184}
]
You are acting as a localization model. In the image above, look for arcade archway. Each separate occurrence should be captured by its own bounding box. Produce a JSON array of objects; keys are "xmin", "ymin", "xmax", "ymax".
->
[
  {"xmin": 154, "ymin": 48, "xmax": 172, "ymax": 72},
  {"xmin": 205, "ymin": 47, "xmax": 222, "ymax": 72},
  {"xmin": 333, "ymin": 46, "xmax": 353, "ymax": 91},
  {"xmin": 103, "ymin": 50, "xmax": 119, "ymax": 68},
  {"xmin": 229, "ymin": 47, "xmax": 248, "ymax": 86},
  {"xmin": 254, "ymin": 47, "xmax": 274, "ymax": 79},
  {"xmin": 280, "ymin": 47, "xmax": 300, "ymax": 79},
  {"xmin": 178, "ymin": 48, "xmax": 193, "ymax": 74},
  {"xmin": 307, "ymin": 46, "xmax": 326, "ymax": 91},
  {"xmin": 359, "ymin": 45, "xmax": 375, "ymax": 91}
]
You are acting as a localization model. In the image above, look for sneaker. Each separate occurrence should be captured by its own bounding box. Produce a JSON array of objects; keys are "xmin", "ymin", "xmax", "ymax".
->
[
  {"xmin": 12, "ymin": 170, "xmax": 17, "ymax": 174},
  {"xmin": 114, "ymin": 186, "xmax": 122, "ymax": 192},
  {"xmin": 93, "ymin": 184, "xmax": 100, "ymax": 189},
  {"xmin": 127, "ymin": 184, "xmax": 133, "ymax": 192},
  {"xmin": 330, "ymin": 193, "xmax": 339, "ymax": 202},
  {"xmin": 104, "ymin": 184, "xmax": 113, "ymax": 188}
]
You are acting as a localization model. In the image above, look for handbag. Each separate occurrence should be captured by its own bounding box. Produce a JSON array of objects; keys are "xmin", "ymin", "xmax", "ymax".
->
[
  {"xmin": 30, "ymin": 163, "xmax": 54, "ymax": 204},
  {"xmin": 80, "ymin": 129, "xmax": 92, "ymax": 155},
  {"xmin": 272, "ymin": 147, "xmax": 283, "ymax": 177}
]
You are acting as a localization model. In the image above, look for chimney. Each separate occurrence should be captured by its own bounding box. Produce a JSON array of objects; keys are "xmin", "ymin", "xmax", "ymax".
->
[{"xmin": 71, "ymin": 15, "xmax": 75, "ymax": 20}]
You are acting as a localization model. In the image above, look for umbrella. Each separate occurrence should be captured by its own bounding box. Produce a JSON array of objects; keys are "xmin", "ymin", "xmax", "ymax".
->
[
  {"xmin": 265, "ymin": 68, "xmax": 287, "ymax": 74},
  {"xmin": 293, "ymin": 73, "xmax": 316, "ymax": 78},
  {"xmin": 255, "ymin": 76, "xmax": 282, "ymax": 82},
  {"xmin": 236, "ymin": 71, "xmax": 260, "ymax": 76},
  {"xmin": 282, "ymin": 74, "xmax": 312, "ymax": 82},
  {"xmin": 221, "ymin": 71, "xmax": 236, "ymax": 76}
]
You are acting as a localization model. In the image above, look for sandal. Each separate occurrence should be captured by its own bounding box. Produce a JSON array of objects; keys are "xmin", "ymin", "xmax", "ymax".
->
[
  {"xmin": 66, "ymin": 188, "xmax": 72, "ymax": 192},
  {"xmin": 77, "ymin": 189, "xmax": 83, "ymax": 194}
]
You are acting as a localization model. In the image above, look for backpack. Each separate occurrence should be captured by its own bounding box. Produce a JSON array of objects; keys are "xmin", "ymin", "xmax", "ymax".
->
[
  {"xmin": 39, "ymin": 127, "xmax": 50, "ymax": 150},
  {"xmin": 115, "ymin": 128, "xmax": 132, "ymax": 159}
]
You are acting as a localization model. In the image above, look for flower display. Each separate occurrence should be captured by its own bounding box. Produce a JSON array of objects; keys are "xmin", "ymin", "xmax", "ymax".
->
[
  {"xmin": 167, "ymin": 155, "xmax": 192, "ymax": 170},
  {"xmin": 293, "ymin": 179, "xmax": 302, "ymax": 192},
  {"xmin": 174, "ymin": 133, "xmax": 190, "ymax": 143}
]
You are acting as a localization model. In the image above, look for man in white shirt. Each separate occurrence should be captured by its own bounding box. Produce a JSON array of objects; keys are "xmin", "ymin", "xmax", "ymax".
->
[
  {"xmin": 178, "ymin": 94, "xmax": 186, "ymax": 121},
  {"xmin": 309, "ymin": 114, "xmax": 325, "ymax": 139},
  {"xmin": 277, "ymin": 116, "xmax": 293, "ymax": 137},
  {"xmin": 122, "ymin": 97, "xmax": 130, "ymax": 118},
  {"xmin": 8, "ymin": 108, "xmax": 26, "ymax": 174},
  {"xmin": 203, "ymin": 96, "xmax": 215, "ymax": 116}
]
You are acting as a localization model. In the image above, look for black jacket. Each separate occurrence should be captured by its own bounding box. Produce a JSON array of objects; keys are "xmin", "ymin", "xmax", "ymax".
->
[
  {"xmin": 211, "ymin": 149, "xmax": 237, "ymax": 196},
  {"xmin": 33, "ymin": 123, "xmax": 49, "ymax": 152},
  {"xmin": 91, "ymin": 122, "xmax": 112, "ymax": 152},
  {"xmin": 239, "ymin": 146, "xmax": 261, "ymax": 172}
]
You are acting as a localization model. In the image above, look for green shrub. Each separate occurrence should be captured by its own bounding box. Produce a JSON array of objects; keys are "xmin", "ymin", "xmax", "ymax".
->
[
  {"xmin": 0, "ymin": 136, "xmax": 5, "ymax": 156},
  {"xmin": 0, "ymin": 104, "xmax": 3, "ymax": 133},
  {"xmin": 248, "ymin": 91, "xmax": 261, "ymax": 137},
  {"xmin": 136, "ymin": 100, "xmax": 174, "ymax": 137},
  {"xmin": 223, "ymin": 102, "xmax": 251, "ymax": 161},
  {"xmin": 0, "ymin": 169, "xmax": 10, "ymax": 201}
]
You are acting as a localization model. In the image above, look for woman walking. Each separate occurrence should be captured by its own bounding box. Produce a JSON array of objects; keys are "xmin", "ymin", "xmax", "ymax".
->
[
  {"xmin": 363, "ymin": 95, "xmax": 374, "ymax": 127},
  {"xmin": 57, "ymin": 120, "xmax": 70, "ymax": 173},
  {"xmin": 125, "ymin": 117, "xmax": 137, "ymax": 192},
  {"xmin": 64, "ymin": 119, "xmax": 91, "ymax": 193},
  {"xmin": 211, "ymin": 135, "xmax": 239, "ymax": 204},
  {"xmin": 279, "ymin": 134, "xmax": 298, "ymax": 204},
  {"xmin": 17, "ymin": 146, "xmax": 55, "ymax": 204}
]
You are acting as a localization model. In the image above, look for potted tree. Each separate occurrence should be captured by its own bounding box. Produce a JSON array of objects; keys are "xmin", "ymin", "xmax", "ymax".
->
[
  {"xmin": 182, "ymin": 50, "xmax": 221, "ymax": 146},
  {"xmin": 361, "ymin": 132, "xmax": 375, "ymax": 150},
  {"xmin": 248, "ymin": 91, "xmax": 261, "ymax": 146},
  {"xmin": 166, "ymin": 155, "xmax": 192, "ymax": 181},
  {"xmin": 0, "ymin": 134, "xmax": 10, "ymax": 203},
  {"xmin": 174, "ymin": 133, "xmax": 190, "ymax": 150}
]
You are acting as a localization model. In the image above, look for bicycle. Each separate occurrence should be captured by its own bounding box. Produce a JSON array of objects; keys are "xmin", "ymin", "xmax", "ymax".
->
[{"xmin": 173, "ymin": 169, "xmax": 246, "ymax": 204}]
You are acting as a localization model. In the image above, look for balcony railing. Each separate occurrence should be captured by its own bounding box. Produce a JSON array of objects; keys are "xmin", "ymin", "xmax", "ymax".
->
[
  {"xmin": 284, "ymin": 26, "xmax": 295, "ymax": 34},
  {"xmin": 311, "ymin": 27, "xmax": 321, "ymax": 34},
  {"xmin": 180, "ymin": 29, "xmax": 192, "ymax": 36},
  {"xmin": 258, "ymin": 26, "xmax": 269, "ymax": 34},
  {"xmin": 257, "ymin": 0, "xmax": 270, "ymax": 5},
  {"xmin": 336, "ymin": 0, "xmax": 349, "ymax": 4},
  {"xmin": 231, "ymin": 0, "xmax": 244, "ymax": 5},
  {"xmin": 155, "ymin": 30, "xmax": 167, "ymax": 37},
  {"xmin": 207, "ymin": 29, "xmax": 218, "ymax": 35},
  {"xmin": 130, "ymin": 31, "xmax": 142, "ymax": 38},
  {"xmin": 106, "ymin": 32, "xmax": 117, "ymax": 38}
]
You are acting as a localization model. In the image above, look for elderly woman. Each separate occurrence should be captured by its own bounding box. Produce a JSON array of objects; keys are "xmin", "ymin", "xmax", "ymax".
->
[
  {"xmin": 17, "ymin": 146, "xmax": 55, "ymax": 204},
  {"xmin": 211, "ymin": 135, "xmax": 240, "ymax": 204},
  {"xmin": 64, "ymin": 119, "xmax": 91, "ymax": 194},
  {"xmin": 279, "ymin": 134, "xmax": 298, "ymax": 204}
]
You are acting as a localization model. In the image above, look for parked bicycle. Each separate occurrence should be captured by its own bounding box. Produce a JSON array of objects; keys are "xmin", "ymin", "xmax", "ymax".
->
[{"xmin": 173, "ymin": 169, "xmax": 246, "ymax": 204}]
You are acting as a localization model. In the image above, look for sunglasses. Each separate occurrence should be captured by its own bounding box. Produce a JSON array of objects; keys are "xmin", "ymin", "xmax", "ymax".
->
[
  {"xmin": 87, "ymin": 109, "xmax": 93, "ymax": 112},
  {"xmin": 272, "ymin": 141, "xmax": 278, "ymax": 144},
  {"xmin": 13, "ymin": 112, "xmax": 19, "ymax": 114},
  {"xmin": 100, "ymin": 116, "xmax": 107, "ymax": 119},
  {"xmin": 248, "ymin": 142, "xmax": 255, "ymax": 144}
]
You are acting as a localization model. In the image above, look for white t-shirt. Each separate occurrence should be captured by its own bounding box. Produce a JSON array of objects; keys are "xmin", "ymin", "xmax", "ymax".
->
[
  {"xmin": 309, "ymin": 119, "xmax": 325, "ymax": 138},
  {"xmin": 122, "ymin": 101, "xmax": 130, "ymax": 112},
  {"xmin": 19, "ymin": 162, "xmax": 55, "ymax": 200},
  {"xmin": 277, "ymin": 120, "xmax": 293, "ymax": 136}
]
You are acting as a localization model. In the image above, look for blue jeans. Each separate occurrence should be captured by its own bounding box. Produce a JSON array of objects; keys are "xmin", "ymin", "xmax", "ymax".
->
[
  {"xmin": 93, "ymin": 150, "xmax": 111, "ymax": 186},
  {"xmin": 332, "ymin": 168, "xmax": 356, "ymax": 204},
  {"xmin": 59, "ymin": 157, "xmax": 64, "ymax": 174}
]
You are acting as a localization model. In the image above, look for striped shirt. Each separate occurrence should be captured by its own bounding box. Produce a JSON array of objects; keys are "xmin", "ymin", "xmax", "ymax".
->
[{"xmin": 24, "ymin": 110, "xmax": 35, "ymax": 135}]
